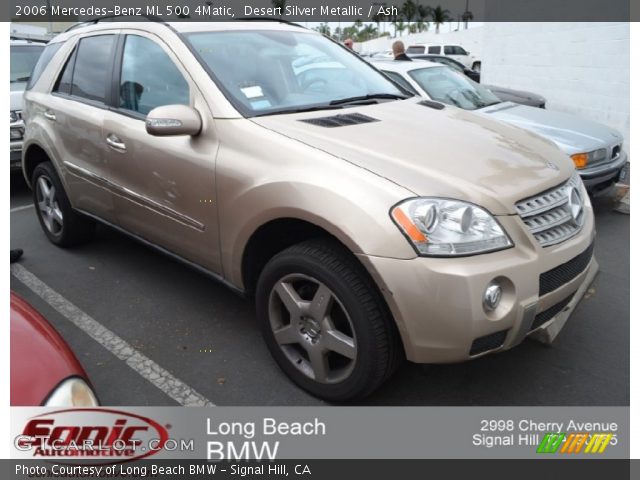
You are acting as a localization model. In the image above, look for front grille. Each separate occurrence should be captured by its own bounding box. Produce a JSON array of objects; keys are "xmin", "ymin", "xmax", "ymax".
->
[
  {"xmin": 530, "ymin": 293, "xmax": 574, "ymax": 332},
  {"xmin": 515, "ymin": 174, "xmax": 586, "ymax": 247},
  {"xmin": 469, "ymin": 330, "xmax": 508, "ymax": 356},
  {"xmin": 539, "ymin": 242, "xmax": 594, "ymax": 296},
  {"xmin": 299, "ymin": 113, "xmax": 379, "ymax": 128}
]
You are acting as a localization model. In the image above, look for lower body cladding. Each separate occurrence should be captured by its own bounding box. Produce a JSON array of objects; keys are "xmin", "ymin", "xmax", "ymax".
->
[{"xmin": 359, "ymin": 214, "xmax": 597, "ymax": 363}]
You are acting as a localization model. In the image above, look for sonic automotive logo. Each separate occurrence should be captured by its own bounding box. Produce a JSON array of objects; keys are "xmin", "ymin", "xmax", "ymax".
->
[
  {"xmin": 537, "ymin": 432, "xmax": 614, "ymax": 454},
  {"xmin": 15, "ymin": 408, "xmax": 169, "ymax": 462}
]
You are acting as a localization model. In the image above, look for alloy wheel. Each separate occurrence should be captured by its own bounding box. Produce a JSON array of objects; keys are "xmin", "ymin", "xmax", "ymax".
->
[
  {"xmin": 268, "ymin": 273, "xmax": 357, "ymax": 384},
  {"xmin": 36, "ymin": 175, "xmax": 64, "ymax": 235}
]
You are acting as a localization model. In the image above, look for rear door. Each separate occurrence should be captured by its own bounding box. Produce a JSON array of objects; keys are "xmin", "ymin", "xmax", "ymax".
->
[
  {"xmin": 101, "ymin": 31, "xmax": 221, "ymax": 272},
  {"xmin": 48, "ymin": 32, "xmax": 119, "ymax": 222}
]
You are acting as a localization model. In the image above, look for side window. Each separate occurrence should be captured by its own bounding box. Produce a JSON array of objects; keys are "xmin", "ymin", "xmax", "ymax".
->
[
  {"xmin": 119, "ymin": 35, "xmax": 190, "ymax": 115},
  {"xmin": 406, "ymin": 46, "xmax": 423, "ymax": 54},
  {"xmin": 428, "ymin": 46, "xmax": 440, "ymax": 54},
  {"xmin": 382, "ymin": 71, "xmax": 419, "ymax": 96},
  {"xmin": 70, "ymin": 35, "xmax": 115, "ymax": 102},
  {"xmin": 53, "ymin": 47, "xmax": 76, "ymax": 95},
  {"xmin": 25, "ymin": 43, "xmax": 60, "ymax": 90}
]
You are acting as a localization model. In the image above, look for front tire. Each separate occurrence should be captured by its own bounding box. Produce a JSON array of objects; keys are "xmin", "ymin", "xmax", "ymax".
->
[
  {"xmin": 32, "ymin": 162, "xmax": 95, "ymax": 247},
  {"xmin": 256, "ymin": 239, "xmax": 402, "ymax": 401}
]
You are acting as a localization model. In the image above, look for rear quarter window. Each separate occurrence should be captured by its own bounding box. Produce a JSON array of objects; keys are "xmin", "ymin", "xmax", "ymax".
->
[
  {"xmin": 69, "ymin": 35, "xmax": 116, "ymax": 103},
  {"xmin": 25, "ymin": 43, "xmax": 58, "ymax": 90}
]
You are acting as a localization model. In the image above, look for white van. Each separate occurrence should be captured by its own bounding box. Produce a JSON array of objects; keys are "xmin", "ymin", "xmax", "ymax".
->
[{"xmin": 406, "ymin": 43, "xmax": 480, "ymax": 71}]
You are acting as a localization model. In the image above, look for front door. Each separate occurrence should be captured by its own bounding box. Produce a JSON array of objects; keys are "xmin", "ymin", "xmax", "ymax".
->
[{"xmin": 102, "ymin": 32, "xmax": 221, "ymax": 272}]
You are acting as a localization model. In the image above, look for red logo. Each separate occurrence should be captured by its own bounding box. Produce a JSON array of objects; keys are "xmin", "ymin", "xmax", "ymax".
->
[{"xmin": 17, "ymin": 408, "xmax": 169, "ymax": 463}]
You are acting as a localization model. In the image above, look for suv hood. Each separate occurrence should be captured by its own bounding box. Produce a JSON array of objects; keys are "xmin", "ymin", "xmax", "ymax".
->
[
  {"xmin": 251, "ymin": 99, "xmax": 575, "ymax": 215},
  {"xmin": 481, "ymin": 102, "xmax": 624, "ymax": 154}
]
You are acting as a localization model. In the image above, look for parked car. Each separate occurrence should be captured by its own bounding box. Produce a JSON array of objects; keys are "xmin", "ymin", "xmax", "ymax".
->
[
  {"xmin": 24, "ymin": 21, "xmax": 597, "ymax": 401},
  {"xmin": 406, "ymin": 43, "xmax": 481, "ymax": 71},
  {"xmin": 11, "ymin": 292, "xmax": 99, "ymax": 406},
  {"xmin": 370, "ymin": 50, "xmax": 393, "ymax": 59},
  {"xmin": 409, "ymin": 54, "xmax": 480, "ymax": 82},
  {"xmin": 10, "ymin": 40, "xmax": 45, "ymax": 170},
  {"xmin": 374, "ymin": 60, "xmax": 626, "ymax": 192},
  {"xmin": 406, "ymin": 55, "xmax": 546, "ymax": 107},
  {"xmin": 483, "ymin": 85, "xmax": 546, "ymax": 108}
]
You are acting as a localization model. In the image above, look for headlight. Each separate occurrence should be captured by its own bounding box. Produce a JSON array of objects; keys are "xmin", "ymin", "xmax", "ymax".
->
[
  {"xmin": 10, "ymin": 110, "xmax": 19, "ymax": 123},
  {"xmin": 44, "ymin": 377, "xmax": 99, "ymax": 407},
  {"xmin": 391, "ymin": 198, "xmax": 513, "ymax": 256},
  {"xmin": 571, "ymin": 149, "xmax": 606, "ymax": 169}
]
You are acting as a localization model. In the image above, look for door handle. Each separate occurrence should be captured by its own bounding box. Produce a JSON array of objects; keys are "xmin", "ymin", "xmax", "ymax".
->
[
  {"xmin": 43, "ymin": 110, "xmax": 56, "ymax": 121},
  {"xmin": 106, "ymin": 134, "xmax": 127, "ymax": 152}
]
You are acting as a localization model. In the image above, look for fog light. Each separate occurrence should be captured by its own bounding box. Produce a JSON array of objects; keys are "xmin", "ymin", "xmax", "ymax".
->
[{"xmin": 483, "ymin": 283, "xmax": 502, "ymax": 312}]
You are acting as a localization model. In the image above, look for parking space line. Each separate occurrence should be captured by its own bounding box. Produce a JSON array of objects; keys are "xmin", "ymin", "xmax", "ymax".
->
[
  {"xmin": 10, "ymin": 263, "xmax": 215, "ymax": 407},
  {"xmin": 10, "ymin": 204, "xmax": 34, "ymax": 213}
]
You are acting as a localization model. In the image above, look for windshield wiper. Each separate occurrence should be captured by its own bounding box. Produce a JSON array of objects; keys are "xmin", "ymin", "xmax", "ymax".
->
[
  {"xmin": 253, "ymin": 104, "xmax": 345, "ymax": 117},
  {"xmin": 11, "ymin": 76, "xmax": 30, "ymax": 83},
  {"xmin": 329, "ymin": 93, "xmax": 409, "ymax": 106}
]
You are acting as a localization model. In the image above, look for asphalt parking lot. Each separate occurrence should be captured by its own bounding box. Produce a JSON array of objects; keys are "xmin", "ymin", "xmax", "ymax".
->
[{"xmin": 10, "ymin": 172, "xmax": 629, "ymax": 406}]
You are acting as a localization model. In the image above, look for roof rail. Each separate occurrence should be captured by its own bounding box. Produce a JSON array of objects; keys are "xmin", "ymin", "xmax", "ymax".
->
[
  {"xmin": 62, "ymin": 14, "xmax": 166, "ymax": 33},
  {"xmin": 235, "ymin": 17, "xmax": 307, "ymax": 29}
]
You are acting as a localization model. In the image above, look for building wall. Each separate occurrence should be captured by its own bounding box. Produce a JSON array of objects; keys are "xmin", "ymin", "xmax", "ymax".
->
[
  {"xmin": 360, "ymin": 22, "xmax": 630, "ymax": 147},
  {"xmin": 481, "ymin": 23, "xmax": 630, "ymax": 147}
]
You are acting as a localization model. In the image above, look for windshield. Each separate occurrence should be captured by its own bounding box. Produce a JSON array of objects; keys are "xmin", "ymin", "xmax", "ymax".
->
[
  {"xmin": 184, "ymin": 30, "xmax": 406, "ymax": 116},
  {"xmin": 408, "ymin": 66, "xmax": 501, "ymax": 110},
  {"xmin": 11, "ymin": 45, "xmax": 45, "ymax": 83}
]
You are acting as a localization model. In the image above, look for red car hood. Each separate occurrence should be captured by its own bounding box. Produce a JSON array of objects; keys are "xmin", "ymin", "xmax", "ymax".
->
[{"xmin": 10, "ymin": 292, "xmax": 88, "ymax": 406}]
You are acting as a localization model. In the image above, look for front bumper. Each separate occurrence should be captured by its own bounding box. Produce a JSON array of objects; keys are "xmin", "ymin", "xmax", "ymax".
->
[
  {"xmin": 358, "ymin": 210, "xmax": 597, "ymax": 364},
  {"xmin": 11, "ymin": 121, "xmax": 24, "ymax": 170},
  {"xmin": 10, "ymin": 142, "xmax": 22, "ymax": 170},
  {"xmin": 579, "ymin": 151, "xmax": 627, "ymax": 190}
]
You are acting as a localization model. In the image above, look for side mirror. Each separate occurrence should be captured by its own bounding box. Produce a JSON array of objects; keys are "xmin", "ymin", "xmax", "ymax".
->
[{"xmin": 145, "ymin": 105, "xmax": 202, "ymax": 136}]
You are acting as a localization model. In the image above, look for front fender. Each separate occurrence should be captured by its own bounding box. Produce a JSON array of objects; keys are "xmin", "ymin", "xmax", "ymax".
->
[{"xmin": 213, "ymin": 120, "xmax": 418, "ymax": 288}]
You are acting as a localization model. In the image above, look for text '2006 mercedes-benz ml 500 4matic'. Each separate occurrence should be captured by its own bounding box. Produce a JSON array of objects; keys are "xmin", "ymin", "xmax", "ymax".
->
[{"xmin": 23, "ymin": 20, "xmax": 597, "ymax": 401}]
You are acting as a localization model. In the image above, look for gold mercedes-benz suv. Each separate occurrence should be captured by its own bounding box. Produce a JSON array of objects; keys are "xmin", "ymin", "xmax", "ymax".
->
[{"xmin": 22, "ymin": 20, "xmax": 597, "ymax": 400}]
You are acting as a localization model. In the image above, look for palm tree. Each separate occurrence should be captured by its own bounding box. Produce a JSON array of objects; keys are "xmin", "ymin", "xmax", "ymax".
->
[
  {"xmin": 415, "ymin": 20, "xmax": 428, "ymax": 33},
  {"xmin": 401, "ymin": 0, "xmax": 418, "ymax": 22},
  {"xmin": 431, "ymin": 5, "xmax": 452, "ymax": 34},
  {"xmin": 315, "ymin": 23, "xmax": 331, "ymax": 36},
  {"xmin": 271, "ymin": 0, "xmax": 287, "ymax": 19},
  {"xmin": 462, "ymin": 9, "xmax": 473, "ymax": 29},
  {"xmin": 393, "ymin": 20, "xmax": 407, "ymax": 37},
  {"xmin": 372, "ymin": 9, "xmax": 386, "ymax": 35},
  {"xmin": 360, "ymin": 24, "xmax": 378, "ymax": 41},
  {"xmin": 417, "ymin": 4, "xmax": 432, "ymax": 32}
]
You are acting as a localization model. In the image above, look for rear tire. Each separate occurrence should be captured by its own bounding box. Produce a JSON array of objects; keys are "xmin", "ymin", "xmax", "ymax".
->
[
  {"xmin": 31, "ymin": 162, "xmax": 95, "ymax": 247},
  {"xmin": 256, "ymin": 238, "xmax": 403, "ymax": 401}
]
